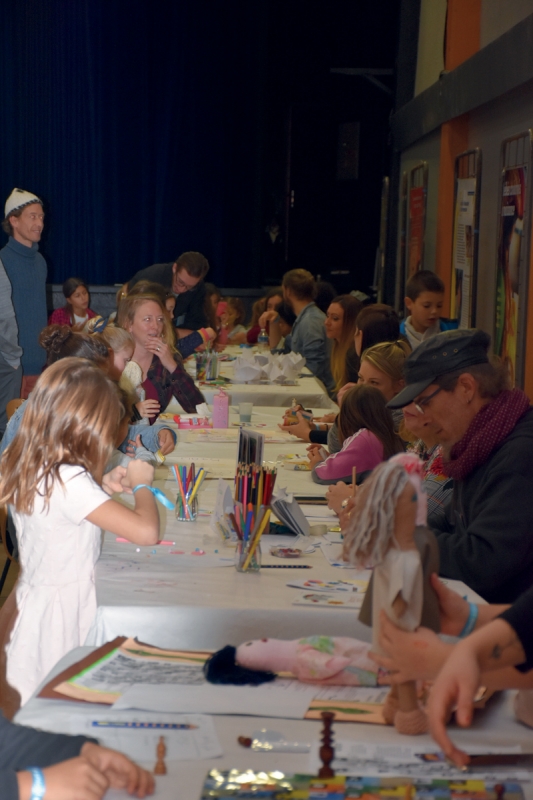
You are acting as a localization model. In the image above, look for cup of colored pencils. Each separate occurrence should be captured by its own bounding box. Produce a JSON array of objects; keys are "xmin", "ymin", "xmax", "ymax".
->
[
  {"xmin": 172, "ymin": 464, "xmax": 205, "ymax": 522},
  {"xmin": 233, "ymin": 464, "xmax": 277, "ymax": 572}
]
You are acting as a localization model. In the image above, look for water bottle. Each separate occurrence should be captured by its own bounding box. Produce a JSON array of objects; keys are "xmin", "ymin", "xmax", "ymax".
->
[
  {"xmin": 257, "ymin": 327, "xmax": 269, "ymax": 351},
  {"xmin": 212, "ymin": 388, "xmax": 229, "ymax": 428}
]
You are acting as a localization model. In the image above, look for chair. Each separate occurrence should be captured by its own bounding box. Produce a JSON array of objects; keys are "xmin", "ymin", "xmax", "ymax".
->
[{"xmin": 6, "ymin": 399, "xmax": 24, "ymax": 420}]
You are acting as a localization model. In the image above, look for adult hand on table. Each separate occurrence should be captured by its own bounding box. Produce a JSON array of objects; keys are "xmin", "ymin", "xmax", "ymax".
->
[
  {"xmin": 81, "ymin": 742, "xmax": 155, "ymax": 797},
  {"xmin": 157, "ymin": 428, "xmax": 175, "ymax": 455},
  {"xmin": 369, "ymin": 611, "xmax": 452, "ymax": 683},
  {"xmin": 325, "ymin": 481, "xmax": 352, "ymax": 514},
  {"xmin": 144, "ymin": 337, "xmax": 176, "ymax": 373},
  {"xmin": 135, "ymin": 399, "xmax": 161, "ymax": 419}
]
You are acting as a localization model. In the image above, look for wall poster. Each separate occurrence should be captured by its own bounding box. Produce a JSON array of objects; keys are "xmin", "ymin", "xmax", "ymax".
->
[{"xmin": 450, "ymin": 149, "xmax": 481, "ymax": 328}]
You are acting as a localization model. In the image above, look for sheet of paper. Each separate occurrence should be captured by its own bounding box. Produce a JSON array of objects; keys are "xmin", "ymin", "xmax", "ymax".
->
[
  {"xmin": 113, "ymin": 679, "xmax": 318, "ymax": 719},
  {"xmin": 72, "ymin": 712, "xmax": 222, "ymax": 761},
  {"xmin": 299, "ymin": 504, "xmax": 338, "ymax": 520},
  {"xmin": 308, "ymin": 741, "xmax": 530, "ymax": 781},
  {"xmin": 286, "ymin": 578, "xmax": 368, "ymax": 594},
  {"xmin": 292, "ymin": 591, "xmax": 363, "ymax": 609}
]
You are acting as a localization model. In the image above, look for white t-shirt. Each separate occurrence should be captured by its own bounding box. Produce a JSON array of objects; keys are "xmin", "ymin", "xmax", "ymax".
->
[{"xmin": 7, "ymin": 465, "xmax": 109, "ymax": 705}]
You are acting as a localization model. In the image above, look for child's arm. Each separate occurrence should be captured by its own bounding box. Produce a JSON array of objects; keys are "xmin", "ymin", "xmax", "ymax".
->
[{"xmin": 86, "ymin": 461, "xmax": 160, "ymax": 546}]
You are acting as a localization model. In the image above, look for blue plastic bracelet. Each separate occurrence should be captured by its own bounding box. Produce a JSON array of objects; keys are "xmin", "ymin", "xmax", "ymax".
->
[
  {"xmin": 459, "ymin": 602, "xmax": 479, "ymax": 638},
  {"xmin": 29, "ymin": 768, "xmax": 46, "ymax": 800},
  {"xmin": 132, "ymin": 484, "xmax": 174, "ymax": 510}
]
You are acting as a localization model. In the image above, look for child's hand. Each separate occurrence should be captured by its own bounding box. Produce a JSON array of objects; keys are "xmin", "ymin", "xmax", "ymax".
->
[
  {"xmin": 279, "ymin": 411, "xmax": 313, "ymax": 442},
  {"xmin": 315, "ymin": 412, "xmax": 336, "ymax": 424},
  {"xmin": 258, "ymin": 309, "xmax": 278, "ymax": 328},
  {"xmin": 102, "ymin": 466, "xmax": 131, "ymax": 495},
  {"xmin": 157, "ymin": 429, "xmax": 175, "ymax": 455},
  {"xmin": 135, "ymin": 399, "xmax": 161, "ymax": 418},
  {"xmin": 307, "ymin": 447, "xmax": 326, "ymax": 467},
  {"xmin": 127, "ymin": 459, "xmax": 155, "ymax": 488},
  {"xmin": 337, "ymin": 382, "xmax": 357, "ymax": 406},
  {"xmin": 80, "ymin": 742, "xmax": 155, "ymax": 797},
  {"xmin": 20, "ymin": 757, "xmax": 109, "ymax": 800}
]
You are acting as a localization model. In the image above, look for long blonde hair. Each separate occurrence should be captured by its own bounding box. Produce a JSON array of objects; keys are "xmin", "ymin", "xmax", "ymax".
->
[
  {"xmin": 360, "ymin": 339, "xmax": 411, "ymax": 383},
  {"xmin": 329, "ymin": 295, "xmax": 362, "ymax": 391},
  {"xmin": 0, "ymin": 359, "xmax": 126, "ymax": 514},
  {"xmin": 116, "ymin": 294, "xmax": 178, "ymax": 354}
]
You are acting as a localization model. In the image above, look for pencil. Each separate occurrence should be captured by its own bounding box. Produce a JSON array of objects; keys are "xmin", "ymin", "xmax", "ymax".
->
[{"xmin": 261, "ymin": 565, "xmax": 312, "ymax": 569}]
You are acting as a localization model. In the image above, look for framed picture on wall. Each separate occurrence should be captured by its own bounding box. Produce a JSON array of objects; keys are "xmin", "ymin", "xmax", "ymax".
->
[
  {"xmin": 407, "ymin": 162, "xmax": 428, "ymax": 281},
  {"xmin": 495, "ymin": 131, "xmax": 533, "ymax": 387},
  {"xmin": 450, "ymin": 149, "xmax": 482, "ymax": 328}
]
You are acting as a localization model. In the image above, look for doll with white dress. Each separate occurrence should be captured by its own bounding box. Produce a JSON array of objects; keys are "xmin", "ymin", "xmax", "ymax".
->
[{"xmin": 343, "ymin": 452, "xmax": 440, "ymax": 734}]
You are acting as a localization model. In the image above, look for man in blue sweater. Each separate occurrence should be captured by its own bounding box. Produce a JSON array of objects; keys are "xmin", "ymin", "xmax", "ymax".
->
[{"xmin": 0, "ymin": 189, "xmax": 48, "ymax": 398}]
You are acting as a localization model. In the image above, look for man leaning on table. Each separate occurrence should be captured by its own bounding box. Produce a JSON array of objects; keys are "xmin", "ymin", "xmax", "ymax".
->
[
  {"xmin": 387, "ymin": 328, "xmax": 533, "ymax": 604},
  {"xmin": 261, "ymin": 268, "xmax": 334, "ymax": 395},
  {"xmin": 0, "ymin": 710, "xmax": 153, "ymax": 800},
  {"xmin": 128, "ymin": 250, "xmax": 210, "ymax": 337}
]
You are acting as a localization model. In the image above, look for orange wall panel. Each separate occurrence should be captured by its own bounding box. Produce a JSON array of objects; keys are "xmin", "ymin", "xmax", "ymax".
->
[{"xmin": 445, "ymin": 0, "xmax": 481, "ymax": 70}]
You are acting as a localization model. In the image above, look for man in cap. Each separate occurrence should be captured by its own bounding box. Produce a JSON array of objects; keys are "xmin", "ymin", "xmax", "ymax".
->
[
  {"xmin": 0, "ymin": 189, "xmax": 47, "ymax": 428},
  {"xmin": 388, "ymin": 328, "xmax": 533, "ymax": 603}
]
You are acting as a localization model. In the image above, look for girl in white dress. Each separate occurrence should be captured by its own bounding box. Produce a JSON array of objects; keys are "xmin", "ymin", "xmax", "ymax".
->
[{"xmin": 0, "ymin": 358, "xmax": 160, "ymax": 706}]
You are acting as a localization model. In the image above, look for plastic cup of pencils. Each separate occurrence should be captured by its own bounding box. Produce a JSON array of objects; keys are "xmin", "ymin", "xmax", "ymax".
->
[
  {"xmin": 195, "ymin": 353, "xmax": 207, "ymax": 381},
  {"xmin": 239, "ymin": 402, "xmax": 253, "ymax": 423},
  {"xmin": 234, "ymin": 540, "xmax": 262, "ymax": 572},
  {"xmin": 175, "ymin": 495, "xmax": 198, "ymax": 522}
]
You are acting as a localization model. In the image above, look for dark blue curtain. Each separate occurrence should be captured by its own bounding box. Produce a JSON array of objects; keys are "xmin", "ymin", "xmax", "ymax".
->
[{"xmin": 0, "ymin": 0, "xmax": 267, "ymax": 286}]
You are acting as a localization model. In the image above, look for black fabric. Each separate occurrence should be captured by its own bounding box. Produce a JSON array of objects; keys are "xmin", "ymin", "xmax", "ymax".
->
[
  {"xmin": 0, "ymin": 712, "xmax": 93, "ymax": 800},
  {"xmin": 433, "ymin": 408, "xmax": 533, "ymax": 603},
  {"xmin": 345, "ymin": 346, "xmax": 360, "ymax": 384},
  {"xmin": 203, "ymin": 645, "xmax": 276, "ymax": 685},
  {"xmin": 499, "ymin": 585, "xmax": 533, "ymax": 673},
  {"xmin": 309, "ymin": 429, "xmax": 328, "ymax": 445},
  {"xmin": 128, "ymin": 262, "xmax": 209, "ymax": 330}
]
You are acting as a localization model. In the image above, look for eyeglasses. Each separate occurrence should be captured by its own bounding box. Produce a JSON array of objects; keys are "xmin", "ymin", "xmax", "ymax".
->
[
  {"xmin": 413, "ymin": 386, "xmax": 442, "ymax": 414},
  {"xmin": 173, "ymin": 272, "xmax": 198, "ymax": 292}
]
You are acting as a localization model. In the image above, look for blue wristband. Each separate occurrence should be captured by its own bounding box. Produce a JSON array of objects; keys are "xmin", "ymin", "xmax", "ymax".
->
[
  {"xmin": 132, "ymin": 484, "xmax": 174, "ymax": 510},
  {"xmin": 29, "ymin": 768, "xmax": 46, "ymax": 800},
  {"xmin": 459, "ymin": 602, "xmax": 479, "ymax": 638}
]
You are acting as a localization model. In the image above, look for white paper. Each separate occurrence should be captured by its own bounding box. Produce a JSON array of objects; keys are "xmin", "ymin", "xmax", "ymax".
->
[
  {"xmin": 72, "ymin": 712, "xmax": 222, "ymax": 761},
  {"xmin": 113, "ymin": 679, "xmax": 318, "ymax": 719},
  {"xmin": 271, "ymin": 487, "xmax": 310, "ymax": 537},
  {"xmin": 308, "ymin": 741, "xmax": 530, "ymax": 782}
]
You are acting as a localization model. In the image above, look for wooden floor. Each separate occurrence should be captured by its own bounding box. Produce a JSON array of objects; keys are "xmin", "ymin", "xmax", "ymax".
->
[{"xmin": 0, "ymin": 556, "xmax": 18, "ymax": 607}]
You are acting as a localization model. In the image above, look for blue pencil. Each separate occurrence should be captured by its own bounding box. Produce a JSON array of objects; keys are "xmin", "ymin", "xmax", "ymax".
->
[{"xmin": 92, "ymin": 721, "xmax": 197, "ymax": 730}]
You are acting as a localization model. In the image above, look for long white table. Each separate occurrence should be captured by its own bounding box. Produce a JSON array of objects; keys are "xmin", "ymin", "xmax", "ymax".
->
[
  {"xmin": 87, "ymin": 407, "xmax": 480, "ymax": 650},
  {"xmin": 16, "ymin": 647, "xmax": 532, "ymax": 800},
  {"xmin": 184, "ymin": 348, "xmax": 338, "ymax": 410}
]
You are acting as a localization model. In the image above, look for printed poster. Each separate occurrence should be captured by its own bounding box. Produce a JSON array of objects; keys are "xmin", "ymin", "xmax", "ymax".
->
[
  {"xmin": 495, "ymin": 166, "xmax": 527, "ymax": 384},
  {"xmin": 451, "ymin": 177, "xmax": 476, "ymax": 326},
  {"xmin": 408, "ymin": 185, "xmax": 425, "ymax": 276}
]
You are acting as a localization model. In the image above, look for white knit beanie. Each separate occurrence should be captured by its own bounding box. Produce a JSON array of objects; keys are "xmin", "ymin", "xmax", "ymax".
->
[{"xmin": 4, "ymin": 188, "xmax": 42, "ymax": 218}]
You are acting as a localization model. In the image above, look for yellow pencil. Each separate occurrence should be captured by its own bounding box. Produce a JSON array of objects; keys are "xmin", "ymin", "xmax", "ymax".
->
[{"xmin": 242, "ymin": 508, "xmax": 271, "ymax": 571}]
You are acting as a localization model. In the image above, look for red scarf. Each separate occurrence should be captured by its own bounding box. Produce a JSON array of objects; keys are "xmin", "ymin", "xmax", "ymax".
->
[{"xmin": 443, "ymin": 389, "xmax": 531, "ymax": 481}]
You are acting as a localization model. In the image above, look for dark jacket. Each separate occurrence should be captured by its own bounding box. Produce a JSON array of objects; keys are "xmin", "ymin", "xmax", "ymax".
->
[
  {"xmin": 0, "ymin": 712, "xmax": 91, "ymax": 799},
  {"xmin": 433, "ymin": 407, "xmax": 533, "ymax": 603},
  {"xmin": 128, "ymin": 262, "xmax": 208, "ymax": 330}
]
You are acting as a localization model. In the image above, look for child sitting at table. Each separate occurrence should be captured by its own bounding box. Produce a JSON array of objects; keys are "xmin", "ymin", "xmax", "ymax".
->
[
  {"xmin": 48, "ymin": 277, "xmax": 97, "ymax": 330},
  {"xmin": 0, "ymin": 359, "xmax": 160, "ymax": 708},
  {"xmin": 309, "ymin": 384, "xmax": 403, "ymax": 484},
  {"xmin": 217, "ymin": 297, "xmax": 248, "ymax": 345}
]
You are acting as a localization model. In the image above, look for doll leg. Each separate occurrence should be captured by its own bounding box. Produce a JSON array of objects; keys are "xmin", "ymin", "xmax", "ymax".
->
[
  {"xmin": 382, "ymin": 684, "xmax": 399, "ymax": 725},
  {"xmin": 394, "ymin": 680, "xmax": 428, "ymax": 735}
]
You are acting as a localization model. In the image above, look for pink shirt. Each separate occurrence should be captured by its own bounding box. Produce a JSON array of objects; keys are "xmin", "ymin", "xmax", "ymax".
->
[{"xmin": 313, "ymin": 428, "xmax": 384, "ymax": 484}]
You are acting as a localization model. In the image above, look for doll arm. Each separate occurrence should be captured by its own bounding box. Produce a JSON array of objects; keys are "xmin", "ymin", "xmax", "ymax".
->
[{"xmin": 295, "ymin": 649, "xmax": 352, "ymax": 681}]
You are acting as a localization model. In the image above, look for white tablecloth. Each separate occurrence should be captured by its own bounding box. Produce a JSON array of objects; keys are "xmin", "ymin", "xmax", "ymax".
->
[
  {"xmin": 183, "ymin": 350, "xmax": 337, "ymax": 410},
  {"xmin": 87, "ymin": 408, "xmax": 481, "ymax": 650},
  {"xmin": 16, "ymin": 647, "xmax": 533, "ymax": 800}
]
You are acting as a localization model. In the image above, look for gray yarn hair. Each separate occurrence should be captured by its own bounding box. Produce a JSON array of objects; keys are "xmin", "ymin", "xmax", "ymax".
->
[{"xmin": 343, "ymin": 461, "xmax": 410, "ymax": 569}]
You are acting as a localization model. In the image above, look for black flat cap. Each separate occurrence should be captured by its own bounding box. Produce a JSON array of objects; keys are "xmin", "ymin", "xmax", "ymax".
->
[{"xmin": 387, "ymin": 329, "xmax": 491, "ymax": 409}]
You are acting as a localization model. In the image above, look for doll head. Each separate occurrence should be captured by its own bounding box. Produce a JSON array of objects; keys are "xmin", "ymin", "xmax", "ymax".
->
[{"xmin": 343, "ymin": 453, "xmax": 427, "ymax": 569}]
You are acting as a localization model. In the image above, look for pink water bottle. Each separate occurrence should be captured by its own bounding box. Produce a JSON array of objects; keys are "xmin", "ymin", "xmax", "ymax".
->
[{"xmin": 212, "ymin": 388, "xmax": 229, "ymax": 428}]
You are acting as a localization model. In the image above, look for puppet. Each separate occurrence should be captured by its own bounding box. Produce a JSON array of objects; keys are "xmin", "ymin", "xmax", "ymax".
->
[
  {"xmin": 204, "ymin": 635, "xmax": 385, "ymax": 687},
  {"xmin": 343, "ymin": 452, "xmax": 440, "ymax": 735}
]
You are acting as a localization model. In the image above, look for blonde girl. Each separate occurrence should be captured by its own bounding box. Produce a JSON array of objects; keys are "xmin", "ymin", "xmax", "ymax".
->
[{"xmin": 0, "ymin": 358, "xmax": 160, "ymax": 706}]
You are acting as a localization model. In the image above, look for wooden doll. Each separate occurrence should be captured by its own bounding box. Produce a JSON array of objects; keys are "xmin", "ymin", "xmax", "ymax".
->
[{"xmin": 343, "ymin": 452, "xmax": 440, "ymax": 734}]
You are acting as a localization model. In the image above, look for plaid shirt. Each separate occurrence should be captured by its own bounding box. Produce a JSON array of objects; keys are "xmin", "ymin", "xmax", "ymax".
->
[
  {"xmin": 48, "ymin": 307, "xmax": 97, "ymax": 326},
  {"xmin": 145, "ymin": 357, "xmax": 204, "ymax": 414}
]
